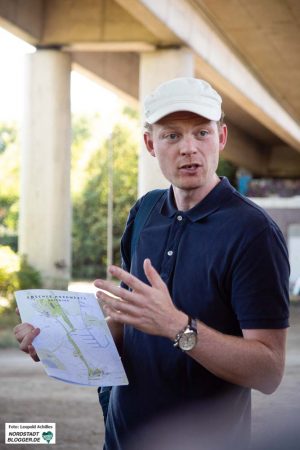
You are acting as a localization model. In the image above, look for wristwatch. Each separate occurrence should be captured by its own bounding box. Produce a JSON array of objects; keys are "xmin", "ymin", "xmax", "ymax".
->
[{"xmin": 173, "ymin": 316, "xmax": 198, "ymax": 351}]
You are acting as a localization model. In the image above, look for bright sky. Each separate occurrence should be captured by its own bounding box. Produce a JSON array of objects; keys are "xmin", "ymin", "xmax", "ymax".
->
[{"xmin": 0, "ymin": 27, "xmax": 121, "ymax": 122}]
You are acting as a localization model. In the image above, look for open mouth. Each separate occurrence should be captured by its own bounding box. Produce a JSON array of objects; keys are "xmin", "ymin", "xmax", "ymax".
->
[{"xmin": 179, "ymin": 163, "xmax": 201, "ymax": 170}]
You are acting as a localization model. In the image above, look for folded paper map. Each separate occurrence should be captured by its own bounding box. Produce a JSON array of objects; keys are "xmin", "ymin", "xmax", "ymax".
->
[{"xmin": 15, "ymin": 289, "xmax": 128, "ymax": 387}]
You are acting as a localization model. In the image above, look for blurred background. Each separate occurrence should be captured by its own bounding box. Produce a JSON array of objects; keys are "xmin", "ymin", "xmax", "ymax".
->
[
  {"xmin": 0, "ymin": 0, "xmax": 300, "ymax": 343},
  {"xmin": 0, "ymin": 0, "xmax": 300, "ymax": 342},
  {"xmin": 0, "ymin": 2, "xmax": 299, "ymax": 448}
]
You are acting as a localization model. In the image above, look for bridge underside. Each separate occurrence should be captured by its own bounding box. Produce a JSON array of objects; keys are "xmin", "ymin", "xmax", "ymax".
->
[
  {"xmin": 1, "ymin": 0, "xmax": 299, "ymax": 286},
  {"xmin": 1, "ymin": 0, "xmax": 300, "ymax": 176}
]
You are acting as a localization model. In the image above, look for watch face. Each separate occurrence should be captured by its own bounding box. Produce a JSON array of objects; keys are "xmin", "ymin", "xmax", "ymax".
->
[{"xmin": 179, "ymin": 330, "xmax": 197, "ymax": 351}]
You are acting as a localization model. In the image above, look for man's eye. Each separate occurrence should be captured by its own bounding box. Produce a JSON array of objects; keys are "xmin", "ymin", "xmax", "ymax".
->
[
  {"xmin": 165, "ymin": 133, "xmax": 178, "ymax": 140},
  {"xmin": 198, "ymin": 130, "xmax": 209, "ymax": 137}
]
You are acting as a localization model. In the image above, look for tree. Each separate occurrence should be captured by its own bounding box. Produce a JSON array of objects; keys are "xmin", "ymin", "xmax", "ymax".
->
[
  {"xmin": 217, "ymin": 157, "xmax": 237, "ymax": 187},
  {"xmin": 0, "ymin": 122, "xmax": 19, "ymax": 250},
  {"xmin": 0, "ymin": 122, "xmax": 18, "ymax": 154},
  {"xmin": 72, "ymin": 116, "xmax": 139, "ymax": 279},
  {"xmin": 0, "ymin": 113, "xmax": 140, "ymax": 280}
]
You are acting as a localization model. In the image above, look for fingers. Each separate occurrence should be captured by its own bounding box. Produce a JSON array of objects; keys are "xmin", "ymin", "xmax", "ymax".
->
[
  {"xmin": 14, "ymin": 323, "xmax": 35, "ymax": 343},
  {"xmin": 94, "ymin": 281, "xmax": 132, "ymax": 302},
  {"xmin": 100, "ymin": 299, "xmax": 140, "ymax": 326},
  {"xmin": 108, "ymin": 265, "xmax": 148, "ymax": 292},
  {"xmin": 97, "ymin": 289, "xmax": 138, "ymax": 317},
  {"xmin": 19, "ymin": 327, "xmax": 40, "ymax": 353},
  {"xmin": 143, "ymin": 259, "xmax": 167, "ymax": 290},
  {"xmin": 94, "ymin": 261, "xmax": 164, "ymax": 294},
  {"xmin": 15, "ymin": 307, "xmax": 20, "ymax": 317},
  {"xmin": 28, "ymin": 344, "xmax": 40, "ymax": 362},
  {"xmin": 93, "ymin": 262, "xmax": 171, "ymax": 335},
  {"xmin": 21, "ymin": 329, "xmax": 40, "ymax": 362},
  {"xmin": 14, "ymin": 323, "xmax": 40, "ymax": 362},
  {"xmin": 94, "ymin": 260, "xmax": 167, "ymax": 312}
]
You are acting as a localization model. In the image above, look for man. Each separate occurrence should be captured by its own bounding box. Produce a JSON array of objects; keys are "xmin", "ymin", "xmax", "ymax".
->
[{"xmin": 15, "ymin": 78, "xmax": 289, "ymax": 449}]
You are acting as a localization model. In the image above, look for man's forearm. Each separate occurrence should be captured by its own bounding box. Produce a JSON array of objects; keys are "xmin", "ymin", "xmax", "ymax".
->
[
  {"xmin": 94, "ymin": 265, "xmax": 287, "ymax": 394},
  {"xmin": 186, "ymin": 320, "xmax": 287, "ymax": 394}
]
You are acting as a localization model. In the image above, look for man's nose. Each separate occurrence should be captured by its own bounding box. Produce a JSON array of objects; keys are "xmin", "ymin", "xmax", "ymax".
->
[{"xmin": 179, "ymin": 136, "xmax": 197, "ymax": 155}]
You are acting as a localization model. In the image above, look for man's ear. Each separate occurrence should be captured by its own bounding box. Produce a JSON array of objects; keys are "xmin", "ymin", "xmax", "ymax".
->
[
  {"xmin": 219, "ymin": 124, "xmax": 228, "ymax": 153},
  {"xmin": 144, "ymin": 133, "xmax": 156, "ymax": 157}
]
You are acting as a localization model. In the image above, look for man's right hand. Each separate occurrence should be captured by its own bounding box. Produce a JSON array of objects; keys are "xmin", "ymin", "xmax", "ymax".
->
[{"xmin": 13, "ymin": 321, "xmax": 40, "ymax": 362}]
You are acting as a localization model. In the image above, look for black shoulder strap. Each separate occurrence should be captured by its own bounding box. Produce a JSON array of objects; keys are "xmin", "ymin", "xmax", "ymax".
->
[
  {"xmin": 130, "ymin": 189, "xmax": 166, "ymax": 260},
  {"xmin": 99, "ymin": 189, "xmax": 166, "ymax": 408}
]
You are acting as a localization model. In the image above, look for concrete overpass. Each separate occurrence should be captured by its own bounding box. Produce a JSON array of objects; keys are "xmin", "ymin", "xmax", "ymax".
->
[{"xmin": 1, "ymin": 0, "xmax": 299, "ymax": 287}]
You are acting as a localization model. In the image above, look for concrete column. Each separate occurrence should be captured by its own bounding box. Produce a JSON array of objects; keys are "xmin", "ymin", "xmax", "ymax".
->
[
  {"xmin": 19, "ymin": 49, "xmax": 71, "ymax": 289},
  {"xmin": 139, "ymin": 48, "xmax": 195, "ymax": 195}
]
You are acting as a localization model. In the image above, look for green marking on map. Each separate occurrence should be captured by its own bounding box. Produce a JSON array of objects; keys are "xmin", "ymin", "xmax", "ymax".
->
[
  {"xmin": 35, "ymin": 297, "xmax": 103, "ymax": 379},
  {"xmin": 15, "ymin": 289, "xmax": 128, "ymax": 386},
  {"xmin": 35, "ymin": 297, "xmax": 75, "ymax": 331},
  {"xmin": 64, "ymin": 328, "xmax": 103, "ymax": 377},
  {"xmin": 38, "ymin": 349, "xmax": 66, "ymax": 370}
]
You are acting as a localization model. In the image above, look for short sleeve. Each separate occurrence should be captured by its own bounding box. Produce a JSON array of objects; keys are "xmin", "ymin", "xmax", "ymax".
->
[{"xmin": 231, "ymin": 224, "xmax": 290, "ymax": 329}]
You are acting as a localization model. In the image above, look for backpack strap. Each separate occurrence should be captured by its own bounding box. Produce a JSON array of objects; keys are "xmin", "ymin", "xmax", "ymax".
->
[
  {"xmin": 130, "ymin": 189, "xmax": 167, "ymax": 260},
  {"xmin": 98, "ymin": 189, "xmax": 167, "ymax": 420}
]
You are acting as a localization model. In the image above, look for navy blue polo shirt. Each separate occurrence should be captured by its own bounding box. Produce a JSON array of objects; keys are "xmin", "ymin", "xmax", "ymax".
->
[{"xmin": 104, "ymin": 177, "xmax": 290, "ymax": 450}]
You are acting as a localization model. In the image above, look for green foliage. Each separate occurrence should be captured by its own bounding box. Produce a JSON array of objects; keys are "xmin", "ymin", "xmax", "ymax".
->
[
  {"xmin": 0, "ymin": 122, "xmax": 19, "ymax": 251},
  {"xmin": 122, "ymin": 105, "xmax": 139, "ymax": 121},
  {"xmin": 0, "ymin": 122, "xmax": 18, "ymax": 154},
  {"xmin": 0, "ymin": 236, "xmax": 41, "ymax": 348},
  {"xmin": 0, "ymin": 113, "xmax": 139, "ymax": 283},
  {"xmin": 17, "ymin": 255, "xmax": 42, "ymax": 291},
  {"xmin": 217, "ymin": 157, "xmax": 237, "ymax": 187},
  {"xmin": 71, "ymin": 114, "xmax": 94, "ymax": 170},
  {"xmin": 0, "ymin": 246, "xmax": 19, "ymax": 306},
  {"xmin": 0, "ymin": 246, "xmax": 42, "ymax": 312},
  {"xmin": 72, "ymin": 118, "xmax": 139, "ymax": 279},
  {"xmin": 72, "ymin": 114, "xmax": 93, "ymax": 147},
  {"xmin": 0, "ymin": 122, "xmax": 19, "ymax": 200},
  {"xmin": 0, "ymin": 234, "xmax": 18, "ymax": 252},
  {"xmin": 0, "ymin": 197, "xmax": 17, "ymax": 228},
  {"xmin": 71, "ymin": 113, "xmax": 109, "ymax": 197},
  {"xmin": 0, "ymin": 249, "xmax": 41, "ymax": 342},
  {"xmin": 0, "ymin": 197, "xmax": 19, "ymax": 251}
]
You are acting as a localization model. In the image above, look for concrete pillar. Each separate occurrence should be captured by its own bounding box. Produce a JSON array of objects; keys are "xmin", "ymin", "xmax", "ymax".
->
[
  {"xmin": 19, "ymin": 49, "xmax": 71, "ymax": 289},
  {"xmin": 139, "ymin": 48, "xmax": 195, "ymax": 195}
]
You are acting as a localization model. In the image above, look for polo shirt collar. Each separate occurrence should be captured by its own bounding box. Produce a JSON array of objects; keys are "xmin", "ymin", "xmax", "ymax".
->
[{"xmin": 161, "ymin": 177, "xmax": 234, "ymax": 222}]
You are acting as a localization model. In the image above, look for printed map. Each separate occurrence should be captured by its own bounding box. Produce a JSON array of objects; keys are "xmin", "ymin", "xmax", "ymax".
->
[{"xmin": 15, "ymin": 289, "xmax": 128, "ymax": 387}]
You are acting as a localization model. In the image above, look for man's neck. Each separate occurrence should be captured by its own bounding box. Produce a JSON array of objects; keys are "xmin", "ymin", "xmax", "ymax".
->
[{"xmin": 173, "ymin": 176, "xmax": 221, "ymax": 211}]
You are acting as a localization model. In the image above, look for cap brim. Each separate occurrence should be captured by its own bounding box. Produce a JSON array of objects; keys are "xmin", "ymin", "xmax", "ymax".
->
[{"xmin": 146, "ymin": 102, "xmax": 221, "ymax": 124}]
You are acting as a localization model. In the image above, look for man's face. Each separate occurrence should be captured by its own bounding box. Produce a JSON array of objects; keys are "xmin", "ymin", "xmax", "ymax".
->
[{"xmin": 144, "ymin": 111, "xmax": 227, "ymax": 195}]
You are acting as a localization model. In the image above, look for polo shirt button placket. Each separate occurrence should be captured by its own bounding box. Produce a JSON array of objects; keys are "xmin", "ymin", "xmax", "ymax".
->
[{"xmin": 167, "ymin": 250, "xmax": 173, "ymax": 256}]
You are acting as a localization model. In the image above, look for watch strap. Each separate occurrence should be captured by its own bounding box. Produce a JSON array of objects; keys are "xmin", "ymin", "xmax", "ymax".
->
[
  {"xmin": 173, "ymin": 316, "xmax": 197, "ymax": 348},
  {"xmin": 189, "ymin": 316, "xmax": 197, "ymax": 333}
]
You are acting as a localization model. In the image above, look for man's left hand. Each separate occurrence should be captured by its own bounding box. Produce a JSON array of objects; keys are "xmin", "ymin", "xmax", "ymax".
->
[{"xmin": 94, "ymin": 258, "xmax": 186, "ymax": 339}]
